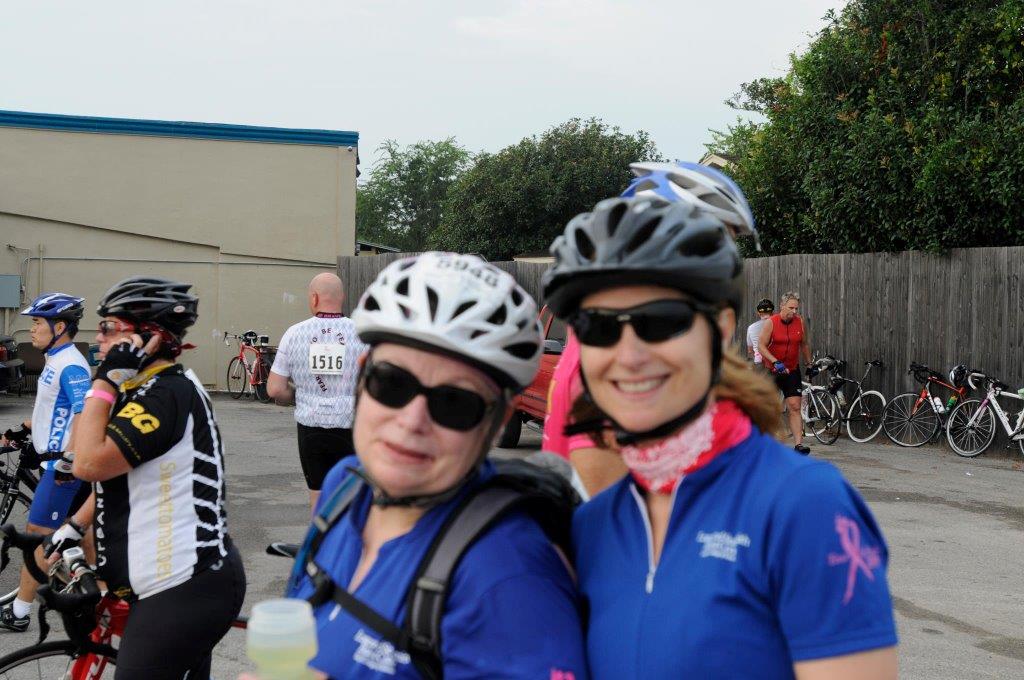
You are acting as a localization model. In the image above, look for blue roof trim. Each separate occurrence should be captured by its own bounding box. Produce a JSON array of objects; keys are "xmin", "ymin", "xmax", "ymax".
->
[{"xmin": 0, "ymin": 109, "xmax": 358, "ymax": 148}]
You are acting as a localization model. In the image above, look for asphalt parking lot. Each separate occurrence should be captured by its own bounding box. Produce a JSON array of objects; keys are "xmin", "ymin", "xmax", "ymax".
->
[{"xmin": 0, "ymin": 392, "xmax": 1022, "ymax": 678}]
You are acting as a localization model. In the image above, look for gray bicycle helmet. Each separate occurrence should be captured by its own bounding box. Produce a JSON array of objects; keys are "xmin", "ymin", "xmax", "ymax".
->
[{"xmin": 542, "ymin": 197, "xmax": 744, "ymax": 319}]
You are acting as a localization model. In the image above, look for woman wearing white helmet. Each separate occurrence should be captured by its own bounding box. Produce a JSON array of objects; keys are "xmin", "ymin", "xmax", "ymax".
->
[
  {"xmin": 544, "ymin": 197, "xmax": 897, "ymax": 679},
  {"xmin": 281, "ymin": 252, "xmax": 587, "ymax": 680}
]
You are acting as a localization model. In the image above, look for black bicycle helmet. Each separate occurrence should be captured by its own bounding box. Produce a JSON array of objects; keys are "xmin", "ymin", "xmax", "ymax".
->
[
  {"xmin": 542, "ymin": 197, "xmax": 744, "ymax": 318},
  {"xmin": 949, "ymin": 364, "xmax": 968, "ymax": 388},
  {"xmin": 97, "ymin": 276, "xmax": 199, "ymax": 337},
  {"xmin": 756, "ymin": 298, "xmax": 774, "ymax": 314}
]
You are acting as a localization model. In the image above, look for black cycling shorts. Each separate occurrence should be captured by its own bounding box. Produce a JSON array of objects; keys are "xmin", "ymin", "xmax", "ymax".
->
[
  {"xmin": 114, "ymin": 539, "xmax": 245, "ymax": 680},
  {"xmin": 773, "ymin": 369, "xmax": 803, "ymax": 399},
  {"xmin": 296, "ymin": 423, "xmax": 354, "ymax": 491}
]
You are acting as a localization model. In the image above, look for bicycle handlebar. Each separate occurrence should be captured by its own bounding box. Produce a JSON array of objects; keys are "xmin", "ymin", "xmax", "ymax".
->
[{"xmin": 0, "ymin": 524, "xmax": 48, "ymax": 584}]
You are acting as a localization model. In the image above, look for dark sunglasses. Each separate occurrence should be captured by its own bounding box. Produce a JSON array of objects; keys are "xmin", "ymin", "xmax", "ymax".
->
[
  {"xmin": 570, "ymin": 299, "xmax": 716, "ymax": 347},
  {"xmin": 363, "ymin": 361, "xmax": 495, "ymax": 431}
]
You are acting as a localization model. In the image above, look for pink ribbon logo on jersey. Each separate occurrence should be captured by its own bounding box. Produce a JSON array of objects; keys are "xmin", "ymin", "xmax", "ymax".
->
[
  {"xmin": 550, "ymin": 670, "xmax": 576, "ymax": 680},
  {"xmin": 827, "ymin": 515, "xmax": 881, "ymax": 605}
]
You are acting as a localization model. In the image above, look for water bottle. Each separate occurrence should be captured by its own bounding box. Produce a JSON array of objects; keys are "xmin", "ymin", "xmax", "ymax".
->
[
  {"xmin": 945, "ymin": 395, "xmax": 959, "ymax": 411},
  {"xmin": 932, "ymin": 396, "xmax": 945, "ymax": 414},
  {"xmin": 247, "ymin": 598, "xmax": 318, "ymax": 680}
]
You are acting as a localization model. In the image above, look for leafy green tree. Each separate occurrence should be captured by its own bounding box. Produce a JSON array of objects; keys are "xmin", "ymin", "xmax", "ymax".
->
[
  {"xmin": 356, "ymin": 138, "xmax": 472, "ymax": 251},
  {"xmin": 709, "ymin": 0, "xmax": 1024, "ymax": 255},
  {"xmin": 429, "ymin": 118, "xmax": 662, "ymax": 260}
]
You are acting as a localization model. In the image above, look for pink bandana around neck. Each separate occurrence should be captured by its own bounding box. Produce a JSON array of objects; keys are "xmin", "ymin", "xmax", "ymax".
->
[{"xmin": 620, "ymin": 399, "xmax": 752, "ymax": 494}]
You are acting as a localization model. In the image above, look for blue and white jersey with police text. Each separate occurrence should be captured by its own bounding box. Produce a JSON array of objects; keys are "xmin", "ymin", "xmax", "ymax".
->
[{"xmin": 31, "ymin": 343, "xmax": 90, "ymax": 465}]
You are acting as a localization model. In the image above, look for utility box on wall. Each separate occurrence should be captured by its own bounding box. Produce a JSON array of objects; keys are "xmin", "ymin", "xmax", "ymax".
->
[{"xmin": 0, "ymin": 275, "xmax": 21, "ymax": 309}]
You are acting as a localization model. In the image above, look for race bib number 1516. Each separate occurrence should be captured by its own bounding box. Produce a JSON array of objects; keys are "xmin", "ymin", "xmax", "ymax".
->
[{"xmin": 308, "ymin": 344, "xmax": 345, "ymax": 375}]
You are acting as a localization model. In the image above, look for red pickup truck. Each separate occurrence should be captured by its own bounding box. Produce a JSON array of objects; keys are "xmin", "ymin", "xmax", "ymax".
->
[{"xmin": 497, "ymin": 306, "xmax": 568, "ymax": 448}]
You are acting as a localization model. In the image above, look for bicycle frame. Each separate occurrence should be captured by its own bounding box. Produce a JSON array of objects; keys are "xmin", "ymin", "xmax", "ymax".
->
[
  {"xmin": 968, "ymin": 388, "xmax": 1024, "ymax": 439},
  {"xmin": 911, "ymin": 378, "xmax": 966, "ymax": 418},
  {"xmin": 67, "ymin": 595, "xmax": 129, "ymax": 679}
]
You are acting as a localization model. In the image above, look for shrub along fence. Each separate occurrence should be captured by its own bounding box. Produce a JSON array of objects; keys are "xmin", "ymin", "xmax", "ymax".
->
[{"xmin": 340, "ymin": 246, "xmax": 1024, "ymax": 402}]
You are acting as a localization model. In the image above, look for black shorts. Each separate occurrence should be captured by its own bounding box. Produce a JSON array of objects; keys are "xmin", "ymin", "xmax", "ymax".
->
[
  {"xmin": 296, "ymin": 423, "xmax": 354, "ymax": 490},
  {"xmin": 115, "ymin": 540, "xmax": 245, "ymax": 680},
  {"xmin": 773, "ymin": 369, "xmax": 803, "ymax": 399}
]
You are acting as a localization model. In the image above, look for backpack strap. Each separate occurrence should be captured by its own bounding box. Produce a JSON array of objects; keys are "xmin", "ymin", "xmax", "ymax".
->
[{"xmin": 403, "ymin": 484, "xmax": 527, "ymax": 678}]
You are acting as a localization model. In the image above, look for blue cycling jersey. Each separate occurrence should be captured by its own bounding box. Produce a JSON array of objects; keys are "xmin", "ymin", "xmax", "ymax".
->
[
  {"xmin": 289, "ymin": 457, "xmax": 588, "ymax": 680},
  {"xmin": 573, "ymin": 429, "xmax": 897, "ymax": 679},
  {"xmin": 31, "ymin": 343, "xmax": 90, "ymax": 465}
]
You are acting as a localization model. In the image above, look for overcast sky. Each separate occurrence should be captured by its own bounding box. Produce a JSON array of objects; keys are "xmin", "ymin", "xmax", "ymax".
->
[{"xmin": 1, "ymin": 1, "xmax": 845, "ymax": 175}]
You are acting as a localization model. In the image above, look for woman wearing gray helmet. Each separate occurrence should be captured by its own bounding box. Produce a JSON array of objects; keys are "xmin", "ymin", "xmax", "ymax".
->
[{"xmin": 544, "ymin": 198, "xmax": 897, "ymax": 679}]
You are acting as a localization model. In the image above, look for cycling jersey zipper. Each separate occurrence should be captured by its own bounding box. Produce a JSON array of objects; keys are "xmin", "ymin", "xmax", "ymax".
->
[{"xmin": 629, "ymin": 483, "xmax": 680, "ymax": 594}]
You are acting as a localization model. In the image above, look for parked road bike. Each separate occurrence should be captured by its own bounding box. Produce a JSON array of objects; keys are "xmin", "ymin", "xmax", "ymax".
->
[
  {"xmin": 820, "ymin": 357, "xmax": 887, "ymax": 443},
  {"xmin": 0, "ymin": 444, "xmax": 40, "ymax": 607},
  {"xmin": 882, "ymin": 362, "xmax": 970, "ymax": 447},
  {"xmin": 225, "ymin": 330, "xmax": 275, "ymax": 403},
  {"xmin": 0, "ymin": 525, "xmax": 259, "ymax": 678},
  {"xmin": 945, "ymin": 371, "xmax": 1024, "ymax": 458},
  {"xmin": 795, "ymin": 360, "xmax": 843, "ymax": 445}
]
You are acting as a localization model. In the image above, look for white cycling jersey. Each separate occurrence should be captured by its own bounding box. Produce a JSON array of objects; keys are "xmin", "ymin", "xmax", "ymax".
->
[
  {"xmin": 271, "ymin": 314, "xmax": 368, "ymax": 429},
  {"xmin": 746, "ymin": 319, "xmax": 767, "ymax": 365},
  {"xmin": 31, "ymin": 343, "xmax": 91, "ymax": 464}
]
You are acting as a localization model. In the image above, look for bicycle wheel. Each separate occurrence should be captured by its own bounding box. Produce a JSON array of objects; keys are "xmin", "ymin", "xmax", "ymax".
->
[
  {"xmin": 945, "ymin": 399, "xmax": 996, "ymax": 458},
  {"xmin": 254, "ymin": 358, "xmax": 272, "ymax": 404},
  {"xmin": 846, "ymin": 391, "xmax": 886, "ymax": 443},
  {"xmin": 0, "ymin": 640, "xmax": 80, "ymax": 677},
  {"xmin": 883, "ymin": 392, "xmax": 939, "ymax": 447},
  {"xmin": 0, "ymin": 490, "xmax": 31, "ymax": 604},
  {"xmin": 226, "ymin": 357, "xmax": 249, "ymax": 399},
  {"xmin": 808, "ymin": 390, "xmax": 841, "ymax": 445}
]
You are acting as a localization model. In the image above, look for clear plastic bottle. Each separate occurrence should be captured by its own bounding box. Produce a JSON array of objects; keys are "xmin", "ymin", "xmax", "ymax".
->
[
  {"xmin": 932, "ymin": 396, "xmax": 945, "ymax": 414},
  {"xmin": 247, "ymin": 599, "xmax": 318, "ymax": 680}
]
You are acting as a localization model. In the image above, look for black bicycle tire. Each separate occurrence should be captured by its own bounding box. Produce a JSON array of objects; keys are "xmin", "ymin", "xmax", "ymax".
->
[
  {"xmin": 945, "ymin": 399, "xmax": 996, "ymax": 458},
  {"xmin": 0, "ymin": 491, "xmax": 31, "ymax": 527},
  {"xmin": 254, "ymin": 357, "xmax": 273, "ymax": 404},
  {"xmin": 226, "ymin": 357, "xmax": 248, "ymax": 400},
  {"xmin": 0, "ymin": 586, "xmax": 18, "ymax": 607},
  {"xmin": 846, "ymin": 391, "xmax": 886, "ymax": 443},
  {"xmin": 810, "ymin": 390, "xmax": 841, "ymax": 445},
  {"xmin": 883, "ymin": 392, "xmax": 939, "ymax": 447},
  {"xmin": 0, "ymin": 639, "xmax": 81, "ymax": 674}
]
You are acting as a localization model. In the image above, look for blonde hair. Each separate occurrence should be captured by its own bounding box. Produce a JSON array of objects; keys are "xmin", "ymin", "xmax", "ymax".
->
[{"xmin": 570, "ymin": 344, "xmax": 783, "ymax": 446}]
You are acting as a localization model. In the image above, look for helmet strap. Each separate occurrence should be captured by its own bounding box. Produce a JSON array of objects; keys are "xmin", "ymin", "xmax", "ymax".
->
[{"xmin": 42, "ymin": 319, "xmax": 70, "ymax": 353}]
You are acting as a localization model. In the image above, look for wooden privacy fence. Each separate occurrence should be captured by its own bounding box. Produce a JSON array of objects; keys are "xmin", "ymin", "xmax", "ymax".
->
[{"xmin": 340, "ymin": 246, "xmax": 1024, "ymax": 400}]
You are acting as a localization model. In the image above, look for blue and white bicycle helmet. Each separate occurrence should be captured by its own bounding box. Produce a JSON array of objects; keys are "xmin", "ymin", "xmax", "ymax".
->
[
  {"xmin": 21, "ymin": 293, "xmax": 85, "ymax": 350},
  {"xmin": 621, "ymin": 161, "xmax": 759, "ymax": 248}
]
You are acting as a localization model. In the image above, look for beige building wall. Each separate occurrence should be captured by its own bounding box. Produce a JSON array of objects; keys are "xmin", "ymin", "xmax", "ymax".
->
[{"xmin": 0, "ymin": 116, "xmax": 357, "ymax": 387}]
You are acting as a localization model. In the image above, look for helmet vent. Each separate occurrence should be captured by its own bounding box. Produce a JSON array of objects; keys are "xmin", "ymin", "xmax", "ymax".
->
[
  {"xmin": 574, "ymin": 230, "xmax": 596, "ymax": 261},
  {"xmin": 504, "ymin": 342, "xmax": 539, "ymax": 360},
  {"xmin": 364, "ymin": 295, "xmax": 380, "ymax": 312},
  {"xmin": 624, "ymin": 216, "xmax": 660, "ymax": 254},
  {"xmin": 398, "ymin": 303, "xmax": 413, "ymax": 320},
  {"xmin": 396, "ymin": 277, "xmax": 409, "ymax": 296},
  {"xmin": 486, "ymin": 304, "xmax": 507, "ymax": 325},
  {"xmin": 451, "ymin": 300, "xmax": 476, "ymax": 320},
  {"xmin": 511, "ymin": 288, "xmax": 523, "ymax": 306},
  {"xmin": 398, "ymin": 259, "xmax": 416, "ymax": 271},
  {"xmin": 678, "ymin": 229, "xmax": 723, "ymax": 258},
  {"xmin": 426, "ymin": 287, "xmax": 439, "ymax": 321},
  {"xmin": 470, "ymin": 329, "xmax": 487, "ymax": 340},
  {"xmin": 605, "ymin": 201, "xmax": 628, "ymax": 238}
]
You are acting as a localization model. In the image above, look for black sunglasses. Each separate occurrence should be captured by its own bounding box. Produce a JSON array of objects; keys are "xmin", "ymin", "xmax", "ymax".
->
[
  {"xmin": 363, "ymin": 361, "xmax": 495, "ymax": 431},
  {"xmin": 570, "ymin": 299, "xmax": 716, "ymax": 347}
]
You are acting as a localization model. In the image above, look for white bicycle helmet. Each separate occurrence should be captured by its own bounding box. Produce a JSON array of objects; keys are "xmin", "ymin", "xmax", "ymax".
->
[
  {"xmin": 353, "ymin": 252, "xmax": 542, "ymax": 392},
  {"xmin": 622, "ymin": 161, "xmax": 758, "ymax": 246}
]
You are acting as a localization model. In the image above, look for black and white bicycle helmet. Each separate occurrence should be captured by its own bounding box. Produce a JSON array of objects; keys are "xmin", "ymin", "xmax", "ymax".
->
[
  {"xmin": 543, "ymin": 197, "xmax": 744, "ymax": 318},
  {"xmin": 353, "ymin": 252, "xmax": 542, "ymax": 393},
  {"xmin": 949, "ymin": 364, "xmax": 968, "ymax": 388},
  {"xmin": 97, "ymin": 276, "xmax": 198, "ymax": 337}
]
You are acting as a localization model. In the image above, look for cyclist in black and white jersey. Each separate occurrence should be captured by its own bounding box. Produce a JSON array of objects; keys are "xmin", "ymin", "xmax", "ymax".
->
[
  {"xmin": 267, "ymin": 272, "xmax": 368, "ymax": 507},
  {"xmin": 53, "ymin": 276, "xmax": 245, "ymax": 680}
]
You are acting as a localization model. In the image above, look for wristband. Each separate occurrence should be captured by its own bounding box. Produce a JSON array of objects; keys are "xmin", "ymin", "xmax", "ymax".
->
[{"xmin": 86, "ymin": 389, "xmax": 116, "ymax": 406}]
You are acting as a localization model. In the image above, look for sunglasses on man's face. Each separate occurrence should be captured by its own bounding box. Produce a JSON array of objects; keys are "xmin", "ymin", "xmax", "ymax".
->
[
  {"xmin": 97, "ymin": 320, "xmax": 135, "ymax": 337},
  {"xmin": 363, "ymin": 361, "xmax": 495, "ymax": 432},
  {"xmin": 570, "ymin": 299, "xmax": 715, "ymax": 348}
]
